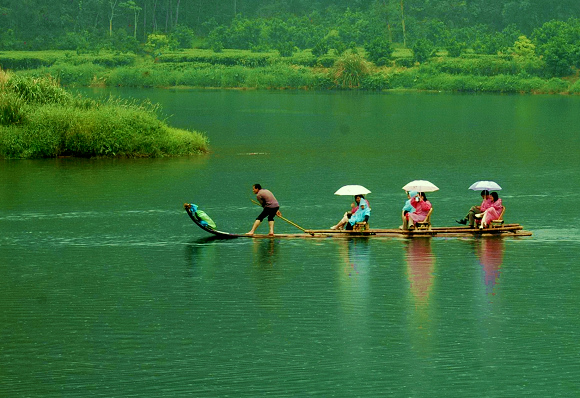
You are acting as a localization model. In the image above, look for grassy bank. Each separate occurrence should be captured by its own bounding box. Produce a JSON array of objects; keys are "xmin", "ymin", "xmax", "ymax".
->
[
  {"xmin": 2, "ymin": 49, "xmax": 579, "ymax": 94},
  {"xmin": 0, "ymin": 70, "xmax": 208, "ymax": 159}
]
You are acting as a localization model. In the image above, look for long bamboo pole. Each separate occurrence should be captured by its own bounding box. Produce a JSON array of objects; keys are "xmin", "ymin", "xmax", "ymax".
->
[{"xmin": 251, "ymin": 199, "xmax": 313, "ymax": 235}]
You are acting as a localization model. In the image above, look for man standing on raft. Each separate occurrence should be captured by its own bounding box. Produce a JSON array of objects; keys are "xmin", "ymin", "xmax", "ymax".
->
[{"xmin": 247, "ymin": 184, "xmax": 281, "ymax": 236}]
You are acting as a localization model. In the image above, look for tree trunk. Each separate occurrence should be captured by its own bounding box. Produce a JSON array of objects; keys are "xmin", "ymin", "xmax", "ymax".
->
[
  {"xmin": 109, "ymin": 0, "xmax": 119, "ymax": 36},
  {"xmin": 152, "ymin": 0, "xmax": 158, "ymax": 32},
  {"xmin": 400, "ymin": 0, "xmax": 407, "ymax": 47},
  {"xmin": 134, "ymin": 10, "xmax": 138, "ymax": 38},
  {"xmin": 175, "ymin": 0, "xmax": 180, "ymax": 26},
  {"xmin": 143, "ymin": 1, "xmax": 147, "ymax": 40}
]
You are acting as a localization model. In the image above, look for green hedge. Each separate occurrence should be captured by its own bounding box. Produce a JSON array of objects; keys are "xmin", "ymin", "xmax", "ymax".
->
[{"xmin": 0, "ymin": 51, "xmax": 137, "ymax": 71}]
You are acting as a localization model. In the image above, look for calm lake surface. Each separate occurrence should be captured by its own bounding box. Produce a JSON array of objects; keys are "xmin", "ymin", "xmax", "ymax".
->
[{"xmin": 1, "ymin": 89, "xmax": 579, "ymax": 397}]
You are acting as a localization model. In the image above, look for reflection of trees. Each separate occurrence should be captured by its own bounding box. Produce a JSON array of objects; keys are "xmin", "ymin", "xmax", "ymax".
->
[
  {"xmin": 475, "ymin": 238, "xmax": 505, "ymax": 296},
  {"xmin": 404, "ymin": 239, "xmax": 435, "ymax": 307}
]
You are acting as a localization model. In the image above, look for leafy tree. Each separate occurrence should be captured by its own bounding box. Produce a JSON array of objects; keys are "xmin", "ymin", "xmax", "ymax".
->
[
  {"xmin": 412, "ymin": 39, "xmax": 434, "ymax": 63},
  {"xmin": 512, "ymin": 35, "xmax": 536, "ymax": 59},
  {"xmin": 145, "ymin": 33, "xmax": 170, "ymax": 57},
  {"xmin": 364, "ymin": 37, "xmax": 393, "ymax": 66},
  {"xmin": 276, "ymin": 42, "xmax": 295, "ymax": 57},
  {"xmin": 532, "ymin": 19, "xmax": 580, "ymax": 76},
  {"xmin": 207, "ymin": 26, "xmax": 228, "ymax": 51},
  {"xmin": 171, "ymin": 25, "xmax": 195, "ymax": 49},
  {"xmin": 312, "ymin": 39, "xmax": 330, "ymax": 57}
]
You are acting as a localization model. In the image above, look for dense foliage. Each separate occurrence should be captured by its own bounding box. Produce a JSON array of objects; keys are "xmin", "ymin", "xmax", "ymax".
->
[
  {"xmin": 1, "ymin": 1, "xmax": 579, "ymax": 50},
  {"xmin": 0, "ymin": 70, "xmax": 208, "ymax": 158}
]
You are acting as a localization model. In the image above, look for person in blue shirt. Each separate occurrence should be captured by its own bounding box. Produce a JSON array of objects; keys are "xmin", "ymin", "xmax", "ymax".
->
[
  {"xmin": 345, "ymin": 195, "xmax": 371, "ymax": 230},
  {"xmin": 401, "ymin": 191, "xmax": 417, "ymax": 230},
  {"xmin": 331, "ymin": 195, "xmax": 370, "ymax": 230}
]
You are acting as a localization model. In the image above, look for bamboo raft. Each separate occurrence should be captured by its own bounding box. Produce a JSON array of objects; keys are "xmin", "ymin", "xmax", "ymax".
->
[{"xmin": 184, "ymin": 204, "xmax": 532, "ymax": 239}]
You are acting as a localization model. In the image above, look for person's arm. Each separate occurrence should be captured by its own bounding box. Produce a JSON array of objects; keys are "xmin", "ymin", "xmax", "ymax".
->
[{"xmin": 256, "ymin": 192, "xmax": 266, "ymax": 207}]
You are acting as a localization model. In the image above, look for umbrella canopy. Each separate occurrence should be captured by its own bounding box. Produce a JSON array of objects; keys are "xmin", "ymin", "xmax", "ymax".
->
[
  {"xmin": 402, "ymin": 180, "xmax": 439, "ymax": 193},
  {"xmin": 334, "ymin": 185, "xmax": 371, "ymax": 196},
  {"xmin": 469, "ymin": 180, "xmax": 502, "ymax": 191}
]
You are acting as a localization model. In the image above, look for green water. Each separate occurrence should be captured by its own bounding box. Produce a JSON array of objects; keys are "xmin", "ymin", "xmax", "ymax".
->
[{"xmin": 1, "ymin": 90, "xmax": 579, "ymax": 397}]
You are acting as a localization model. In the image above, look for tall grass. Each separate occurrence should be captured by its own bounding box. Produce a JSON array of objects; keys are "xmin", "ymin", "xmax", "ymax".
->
[
  {"xmin": 0, "ymin": 70, "xmax": 208, "ymax": 158},
  {"xmin": 332, "ymin": 52, "xmax": 370, "ymax": 88}
]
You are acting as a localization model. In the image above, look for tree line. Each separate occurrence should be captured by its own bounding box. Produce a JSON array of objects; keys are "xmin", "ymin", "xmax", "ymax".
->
[{"xmin": 1, "ymin": 0, "xmax": 579, "ymax": 77}]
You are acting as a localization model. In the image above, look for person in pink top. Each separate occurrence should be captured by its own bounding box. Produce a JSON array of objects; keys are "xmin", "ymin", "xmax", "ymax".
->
[
  {"xmin": 405, "ymin": 192, "xmax": 432, "ymax": 229},
  {"xmin": 456, "ymin": 190, "xmax": 492, "ymax": 228},
  {"xmin": 478, "ymin": 192, "xmax": 503, "ymax": 229}
]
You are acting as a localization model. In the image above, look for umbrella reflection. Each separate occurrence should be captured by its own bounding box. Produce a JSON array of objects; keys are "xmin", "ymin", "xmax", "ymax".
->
[
  {"xmin": 475, "ymin": 238, "xmax": 505, "ymax": 295},
  {"xmin": 404, "ymin": 239, "xmax": 435, "ymax": 306}
]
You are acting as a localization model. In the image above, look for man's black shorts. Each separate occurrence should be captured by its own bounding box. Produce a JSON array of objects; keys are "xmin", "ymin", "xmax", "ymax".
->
[{"xmin": 257, "ymin": 207, "xmax": 279, "ymax": 222}]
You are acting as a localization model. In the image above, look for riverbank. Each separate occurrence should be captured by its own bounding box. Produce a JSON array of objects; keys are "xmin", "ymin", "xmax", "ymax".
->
[
  {"xmin": 2, "ymin": 49, "xmax": 579, "ymax": 94},
  {"xmin": 0, "ymin": 70, "xmax": 208, "ymax": 159}
]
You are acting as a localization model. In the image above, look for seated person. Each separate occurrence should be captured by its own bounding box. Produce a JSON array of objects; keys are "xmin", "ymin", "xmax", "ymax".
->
[
  {"xmin": 345, "ymin": 196, "xmax": 370, "ymax": 230},
  {"xmin": 456, "ymin": 190, "xmax": 491, "ymax": 228},
  {"xmin": 400, "ymin": 190, "xmax": 417, "ymax": 229},
  {"xmin": 331, "ymin": 195, "xmax": 369, "ymax": 230},
  {"xmin": 478, "ymin": 192, "xmax": 503, "ymax": 229},
  {"xmin": 404, "ymin": 192, "xmax": 431, "ymax": 229}
]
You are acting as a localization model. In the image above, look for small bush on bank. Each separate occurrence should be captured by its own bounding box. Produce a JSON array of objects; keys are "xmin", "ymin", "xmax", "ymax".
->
[
  {"xmin": 538, "ymin": 77, "xmax": 570, "ymax": 94},
  {"xmin": 20, "ymin": 63, "xmax": 107, "ymax": 86},
  {"xmin": 569, "ymin": 79, "xmax": 580, "ymax": 94}
]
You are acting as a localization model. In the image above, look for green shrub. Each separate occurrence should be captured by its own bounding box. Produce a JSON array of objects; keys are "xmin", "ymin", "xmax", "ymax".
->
[
  {"xmin": 0, "ymin": 92, "xmax": 27, "ymax": 125},
  {"xmin": 412, "ymin": 39, "xmax": 435, "ymax": 63},
  {"xmin": 332, "ymin": 52, "xmax": 370, "ymax": 88},
  {"xmin": 538, "ymin": 77, "xmax": 569, "ymax": 93},
  {"xmin": 21, "ymin": 63, "xmax": 106, "ymax": 86},
  {"xmin": 316, "ymin": 55, "xmax": 337, "ymax": 68},
  {"xmin": 364, "ymin": 37, "xmax": 394, "ymax": 66},
  {"xmin": 394, "ymin": 58, "xmax": 414, "ymax": 68},
  {"xmin": 388, "ymin": 69, "xmax": 420, "ymax": 88},
  {"xmin": 6, "ymin": 75, "xmax": 73, "ymax": 105},
  {"xmin": 361, "ymin": 72, "xmax": 390, "ymax": 90},
  {"xmin": 569, "ymin": 79, "xmax": 580, "ymax": 94}
]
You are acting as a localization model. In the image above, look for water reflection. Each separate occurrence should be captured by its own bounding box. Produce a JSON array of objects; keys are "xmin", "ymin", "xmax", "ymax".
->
[
  {"xmin": 474, "ymin": 238, "xmax": 505, "ymax": 296},
  {"xmin": 336, "ymin": 238, "xmax": 370, "ymax": 284},
  {"xmin": 404, "ymin": 239, "xmax": 435, "ymax": 307},
  {"xmin": 404, "ymin": 239, "xmax": 436, "ymax": 355},
  {"xmin": 335, "ymin": 238, "xmax": 371, "ymax": 369},
  {"xmin": 252, "ymin": 239, "xmax": 280, "ymax": 268},
  {"xmin": 335, "ymin": 238, "xmax": 371, "ymax": 321}
]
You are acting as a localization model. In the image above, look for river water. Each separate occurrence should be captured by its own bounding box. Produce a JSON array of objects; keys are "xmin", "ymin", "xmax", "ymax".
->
[{"xmin": 1, "ymin": 89, "xmax": 579, "ymax": 397}]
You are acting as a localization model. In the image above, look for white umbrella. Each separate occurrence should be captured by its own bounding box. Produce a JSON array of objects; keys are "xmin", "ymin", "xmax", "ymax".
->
[
  {"xmin": 469, "ymin": 180, "xmax": 502, "ymax": 191},
  {"xmin": 334, "ymin": 185, "xmax": 371, "ymax": 196},
  {"xmin": 402, "ymin": 180, "xmax": 439, "ymax": 193}
]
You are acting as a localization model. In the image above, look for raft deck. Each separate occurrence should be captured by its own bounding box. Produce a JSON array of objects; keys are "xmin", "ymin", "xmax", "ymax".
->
[{"xmin": 184, "ymin": 205, "xmax": 532, "ymax": 239}]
